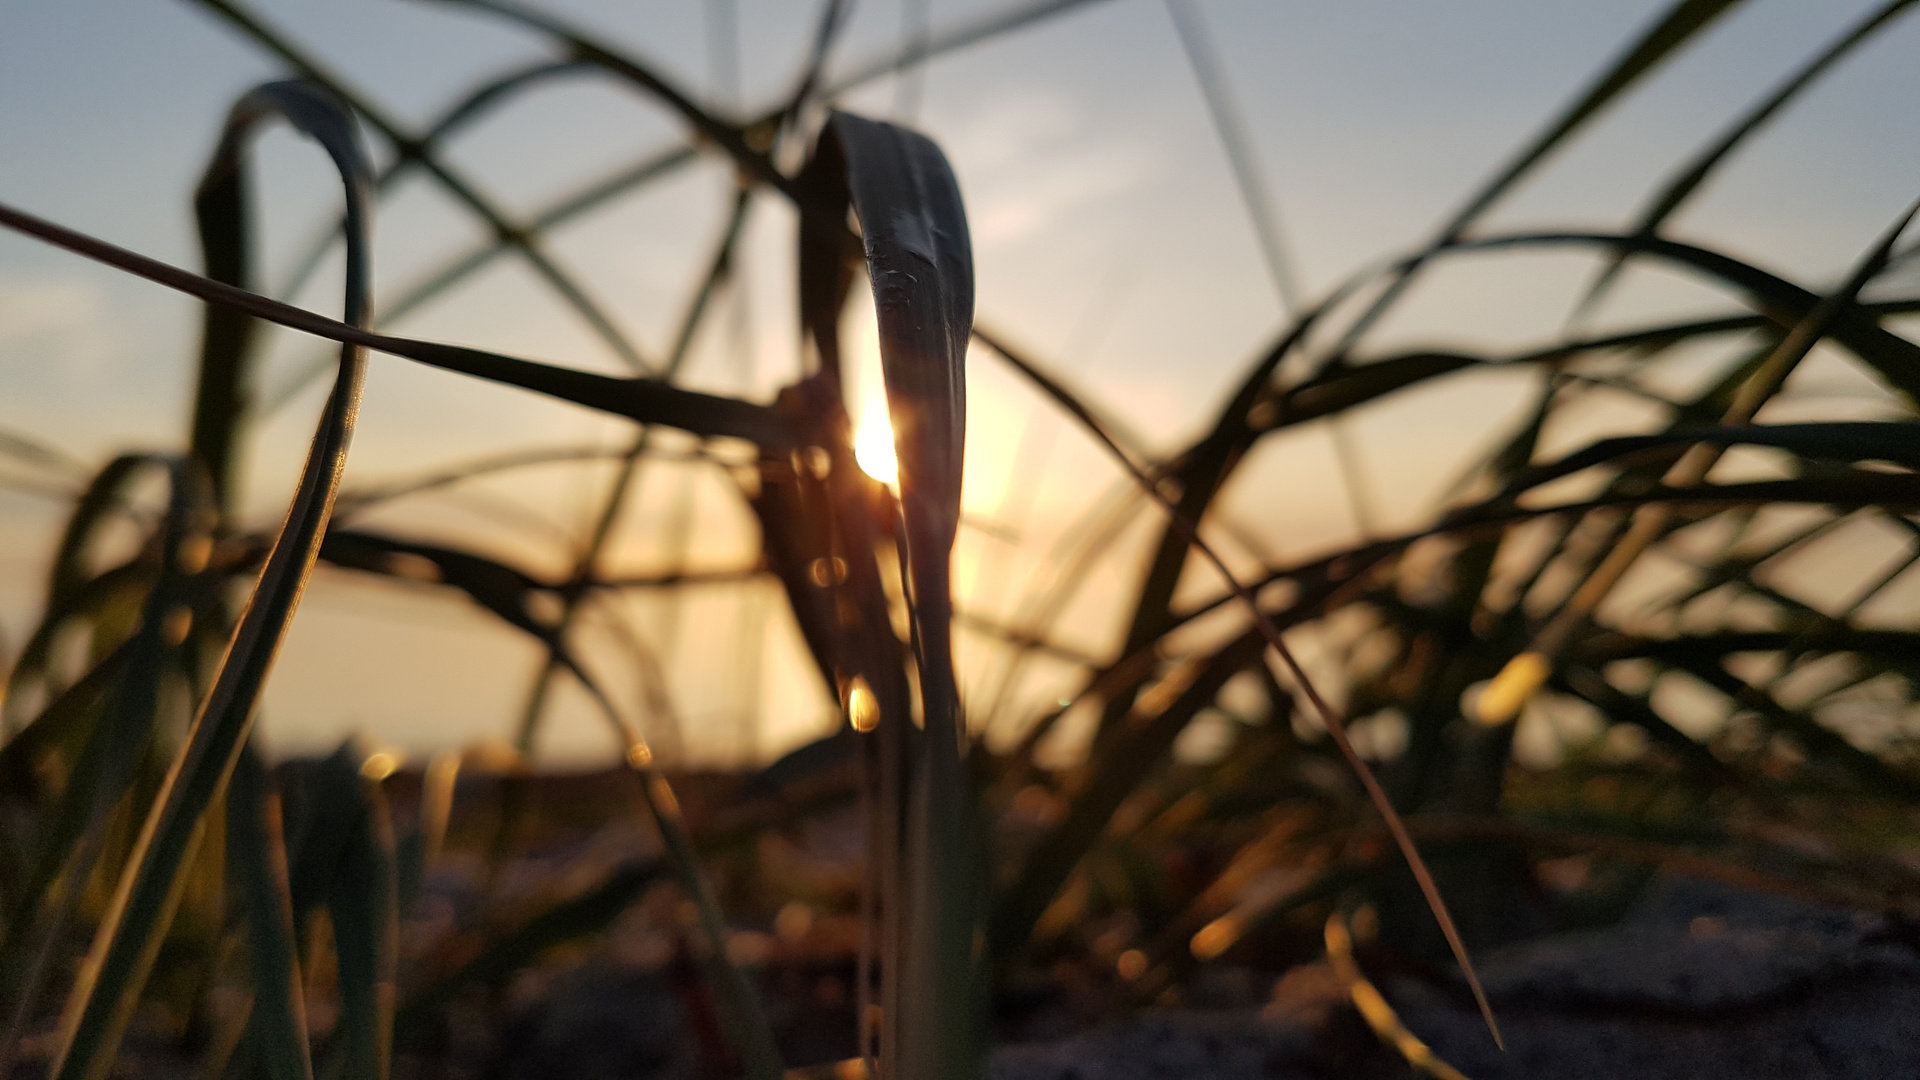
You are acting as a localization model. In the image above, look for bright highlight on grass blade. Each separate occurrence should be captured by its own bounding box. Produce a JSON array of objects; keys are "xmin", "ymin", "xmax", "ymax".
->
[
  {"xmin": 854, "ymin": 401, "xmax": 898, "ymax": 487},
  {"xmin": 846, "ymin": 676, "xmax": 881, "ymax": 732}
]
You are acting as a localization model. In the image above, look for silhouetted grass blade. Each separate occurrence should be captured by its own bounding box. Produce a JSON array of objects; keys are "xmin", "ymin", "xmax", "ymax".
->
[
  {"xmin": 424, "ymin": 0, "xmax": 791, "ymax": 195},
  {"xmin": 227, "ymin": 744, "xmax": 314, "ymax": 1080},
  {"xmin": 0, "ymin": 459, "xmax": 208, "ymax": 1079},
  {"xmin": 1325, "ymin": 0, "xmax": 1749, "ymax": 356},
  {"xmin": 0, "ymin": 199, "xmax": 800, "ymax": 449},
  {"xmin": 820, "ymin": 110, "xmax": 978, "ymax": 1080},
  {"xmin": 1575, "ymin": 0, "xmax": 1917, "ymax": 319},
  {"xmin": 970, "ymin": 330, "xmax": 1507, "ymax": 1049},
  {"xmin": 1505, "ymin": 421, "xmax": 1920, "ymax": 494},
  {"xmin": 193, "ymin": 0, "xmax": 654, "ymax": 374},
  {"xmin": 46, "ymin": 80, "xmax": 373, "ymax": 1080},
  {"xmin": 320, "ymin": 766, "xmax": 399, "ymax": 1080}
]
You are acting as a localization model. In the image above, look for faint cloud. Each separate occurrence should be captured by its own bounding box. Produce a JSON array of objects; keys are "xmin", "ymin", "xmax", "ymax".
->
[
  {"xmin": 944, "ymin": 92, "xmax": 1151, "ymax": 246},
  {"xmin": 0, "ymin": 277, "xmax": 121, "ymax": 379}
]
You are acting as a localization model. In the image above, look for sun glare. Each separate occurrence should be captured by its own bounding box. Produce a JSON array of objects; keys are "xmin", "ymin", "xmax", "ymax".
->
[{"xmin": 854, "ymin": 396, "xmax": 899, "ymax": 487}]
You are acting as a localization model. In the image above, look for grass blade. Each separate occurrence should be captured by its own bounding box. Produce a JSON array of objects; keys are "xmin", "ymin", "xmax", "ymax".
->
[
  {"xmin": 1163, "ymin": 0, "xmax": 1300, "ymax": 313},
  {"xmin": 320, "ymin": 768, "xmax": 398, "ymax": 1080},
  {"xmin": 45, "ymin": 80, "xmax": 373, "ymax": 1080},
  {"xmin": 1322, "ymin": 0, "xmax": 1750, "ymax": 360},
  {"xmin": 0, "ymin": 459, "xmax": 208, "ymax": 1079},
  {"xmin": 0, "ymin": 198, "xmax": 801, "ymax": 449},
  {"xmin": 423, "ymin": 0, "xmax": 792, "ymax": 195},
  {"xmin": 1575, "ymin": 0, "xmax": 1918, "ymax": 319},
  {"xmin": 192, "ymin": 0, "xmax": 655, "ymax": 374},
  {"xmin": 1477, "ymin": 194, "xmax": 1920, "ymax": 725},
  {"xmin": 973, "ymin": 331, "xmax": 1508, "ymax": 1049},
  {"xmin": 227, "ymin": 744, "xmax": 314, "ymax": 1080},
  {"xmin": 278, "ymin": 59, "xmax": 590, "ymax": 302},
  {"xmin": 816, "ymin": 110, "xmax": 979, "ymax": 1080}
]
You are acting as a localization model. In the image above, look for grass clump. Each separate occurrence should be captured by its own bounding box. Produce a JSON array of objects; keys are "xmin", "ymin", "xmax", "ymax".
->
[{"xmin": 4, "ymin": 2, "xmax": 1920, "ymax": 1078}]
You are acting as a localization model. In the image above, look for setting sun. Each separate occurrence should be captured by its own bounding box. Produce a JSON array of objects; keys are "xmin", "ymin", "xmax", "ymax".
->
[{"xmin": 854, "ymin": 397, "xmax": 898, "ymax": 487}]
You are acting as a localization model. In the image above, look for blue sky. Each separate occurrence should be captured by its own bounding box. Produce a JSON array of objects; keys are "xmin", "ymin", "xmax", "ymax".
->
[{"xmin": 2, "ymin": 0, "xmax": 1917, "ymax": 763}]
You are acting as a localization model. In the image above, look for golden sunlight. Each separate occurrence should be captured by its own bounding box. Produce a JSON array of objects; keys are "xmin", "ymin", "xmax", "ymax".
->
[
  {"xmin": 845, "ymin": 282, "xmax": 899, "ymax": 488},
  {"xmin": 854, "ymin": 396, "xmax": 898, "ymax": 487}
]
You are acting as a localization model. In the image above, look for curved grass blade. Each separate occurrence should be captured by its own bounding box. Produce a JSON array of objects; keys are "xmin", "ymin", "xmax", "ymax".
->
[
  {"xmin": 46, "ymin": 455, "xmax": 170, "ymax": 619},
  {"xmin": 319, "ymin": 530, "xmax": 570, "ymax": 646},
  {"xmin": 422, "ymin": 0, "xmax": 792, "ymax": 195},
  {"xmin": 279, "ymin": 59, "xmax": 592, "ymax": 302},
  {"xmin": 315, "ymin": 527, "xmax": 660, "ymax": 733},
  {"xmin": 2, "ymin": 453, "xmax": 167, "ymax": 729},
  {"xmin": 2, "ymin": 563, "xmax": 158, "ymax": 732},
  {"xmin": 192, "ymin": 0, "xmax": 653, "ymax": 374},
  {"xmin": 1259, "ymin": 292, "xmax": 1920, "ymax": 440},
  {"xmin": 258, "ymin": 0, "xmax": 1112, "ymax": 412},
  {"xmin": 818, "ymin": 110, "xmax": 979, "ymax": 1080},
  {"xmin": 0, "ymin": 644, "xmax": 131, "ymax": 831},
  {"xmin": 46, "ymin": 80, "xmax": 373, "ymax": 1080},
  {"xmin": 1015, "ymin": 222, "xmax": 1920, "ymax": 753}
]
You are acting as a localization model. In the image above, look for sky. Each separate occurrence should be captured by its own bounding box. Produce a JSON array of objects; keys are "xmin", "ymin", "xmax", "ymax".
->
[{"xmin": 2, "ymin": 0, "xmax": 1918, "ymax": 766}]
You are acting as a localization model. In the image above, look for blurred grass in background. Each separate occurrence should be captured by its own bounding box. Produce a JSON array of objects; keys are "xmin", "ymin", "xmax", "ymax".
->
[{"xmin": 3, "ymin": 2, "xmax": 1920, "ymax": 1078}]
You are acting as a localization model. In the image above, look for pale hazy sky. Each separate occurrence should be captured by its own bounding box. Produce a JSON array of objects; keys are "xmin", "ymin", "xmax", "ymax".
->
[{"xmin": 2, "ymin": 0, "xmax": 1917, "ymax": 764}]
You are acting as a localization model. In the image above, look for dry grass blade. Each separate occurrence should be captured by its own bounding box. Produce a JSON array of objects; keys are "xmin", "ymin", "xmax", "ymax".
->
[
  {"xmin": 1324, "ymin": 914, "xmax": 1472, "ymax": 1080},
  {"xmin": 973, "ymin": 333, "xmax": 1506, "ymax": 1049},
  {"xmin": 45, "ymin": 80, "xmax": 373, "ymax": 1080}
]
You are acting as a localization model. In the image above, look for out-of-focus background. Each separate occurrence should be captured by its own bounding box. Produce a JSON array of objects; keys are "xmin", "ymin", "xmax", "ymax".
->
[{"xmin": 3, "ymin": 0, "xmax": 1917, "ymax": 765}]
